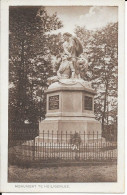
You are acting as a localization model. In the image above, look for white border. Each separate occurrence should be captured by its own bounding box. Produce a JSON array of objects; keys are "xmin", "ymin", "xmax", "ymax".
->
[{"xmin": 0, "ymin": 0, "xmax": 125, "ymax": 193}]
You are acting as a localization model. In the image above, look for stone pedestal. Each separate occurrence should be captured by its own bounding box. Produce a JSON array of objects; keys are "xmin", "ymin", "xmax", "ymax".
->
[{"xmin": 35, "ymin": 80, "xmax": 102, "ymax": 144}]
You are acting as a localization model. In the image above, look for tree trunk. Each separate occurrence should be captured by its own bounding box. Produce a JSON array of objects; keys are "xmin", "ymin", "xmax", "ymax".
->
[{"xmin": 17, "ymin": 39, "xmax": 26, "ymax": 123}]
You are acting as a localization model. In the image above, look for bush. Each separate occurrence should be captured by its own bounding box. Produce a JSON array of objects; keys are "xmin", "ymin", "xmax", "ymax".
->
[{"xmin": 70, "ymin": 132, "xmax": 82, "ymax": 146}]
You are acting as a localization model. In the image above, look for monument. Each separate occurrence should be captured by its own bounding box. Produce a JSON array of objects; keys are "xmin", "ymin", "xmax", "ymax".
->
[{"xmin": 35, "ymin": 33, "xmax": 102, "ymax": 144}]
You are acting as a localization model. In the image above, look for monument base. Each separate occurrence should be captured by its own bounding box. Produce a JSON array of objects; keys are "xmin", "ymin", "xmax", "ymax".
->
[
  {"xmin": 35, "ymin": 116, "xmax": 102, "ymax": 144},
  {"xmin": 35, "ymin": 80, "xmax": 102, "ymax": 144}
]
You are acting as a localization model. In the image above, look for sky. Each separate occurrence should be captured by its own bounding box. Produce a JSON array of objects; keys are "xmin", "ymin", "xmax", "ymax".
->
[{"xmin": 45, "ymin": 6, "xmax": 118, "ymax": 35}]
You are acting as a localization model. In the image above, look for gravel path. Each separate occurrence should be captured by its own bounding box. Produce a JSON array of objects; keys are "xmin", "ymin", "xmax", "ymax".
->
[{"xmin": 8, "ymin": 164, "xmax": 117, "ymax": 183}]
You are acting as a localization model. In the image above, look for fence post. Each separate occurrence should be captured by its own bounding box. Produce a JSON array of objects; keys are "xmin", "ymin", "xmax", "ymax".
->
[
  {"xmin": 61, "ymin": 131, "xmax": 63, "ymax": 143},
  {"xmin": 66, "ymin": 131, "xmax": 67, "ymax": 145},
  {"xmin": 84, "ymin": 131, "xmax": 85, "ymax": 143},
  {"xmin": 32, "ymin": 138, "xmax": 35, "ymax": 161},
  {"xmin": 57, "ymin": 130, "xmax": 58, "ymax": 145},
  {"xmin": 48, "ymin": 130, "xmax": 49, "ymax": 144},
  {"xmin": 52, "ymin": 130, "xmax": 53, "ymax": 145}
]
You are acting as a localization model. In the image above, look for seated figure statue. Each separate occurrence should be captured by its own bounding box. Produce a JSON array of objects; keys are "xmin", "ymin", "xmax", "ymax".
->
[
  {"xmin": 47, "ymin": 54, "xmax": 75, "ymax": 85},
  {"xmin": 74, "ymin": 53, "xmax": 88, "ymax": 79}
]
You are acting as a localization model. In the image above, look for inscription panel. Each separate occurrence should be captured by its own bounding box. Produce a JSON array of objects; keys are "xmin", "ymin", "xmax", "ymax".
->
[
  {"xmin": 84, "ymin": 96, "xmax": 93, "ymax": 111},
  {"xmin": 49, "ymin": 95, "xmax": 59, "ymax": 110}
]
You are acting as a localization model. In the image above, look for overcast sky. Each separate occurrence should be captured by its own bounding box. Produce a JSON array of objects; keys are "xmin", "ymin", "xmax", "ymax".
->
[{"xmin": 45, "ymin": 6, "xmax": 118, "ymax": 35}]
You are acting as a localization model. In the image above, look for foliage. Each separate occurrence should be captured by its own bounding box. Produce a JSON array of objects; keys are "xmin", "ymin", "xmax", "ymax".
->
[
  {"xmin": 9, "ymin": 6, "xmax": 63, "ymax": 127},
  {"xmin": 75, "ymin": 23, "xmax": 118, "ymax": 133}
]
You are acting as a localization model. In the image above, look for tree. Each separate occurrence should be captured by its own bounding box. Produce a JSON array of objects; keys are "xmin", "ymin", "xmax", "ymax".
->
[
  {"xmin": 75, "ymin": 23, "xmax": 118, "ymax": 135},
  {"xmin": 9, "ymin": 6, "xmax": 63, "ymax": 127}
]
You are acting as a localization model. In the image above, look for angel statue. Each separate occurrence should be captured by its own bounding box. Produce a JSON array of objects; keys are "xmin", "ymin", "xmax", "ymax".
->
[
  {"xmin": 62, "ymin": 32, "xmax": 83, "ymax": 59},
  {"xmin": 47, "ymin": 33, "xmax": 89, "ymax": 85},
  {"xmin": 63, "ymin": 33, "xmax": 88, "ymax": 79}
]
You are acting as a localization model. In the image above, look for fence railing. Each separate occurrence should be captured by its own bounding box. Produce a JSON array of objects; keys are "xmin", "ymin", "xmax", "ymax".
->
[
  {"xmin": 8, "ymin": 130, "xmax": 117, "ymax": 165},
  {"xmin": 8, "ymin": 128, "xmax": 39, "ymax": 147}
]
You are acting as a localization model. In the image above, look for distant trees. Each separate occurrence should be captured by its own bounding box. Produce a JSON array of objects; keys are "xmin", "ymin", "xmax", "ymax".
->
[
  {"xmin": 9, "ymin": 6, "xmax": 63, "ymax": 127},
  {"xmin": 75, "ymin": 23, "xmax": 118, "ymax": 135}
]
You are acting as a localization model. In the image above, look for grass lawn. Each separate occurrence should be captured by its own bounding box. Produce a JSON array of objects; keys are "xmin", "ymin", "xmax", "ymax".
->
[{"xmin": 8, "ymin": 163, "xmax": 117, "ymax": 183}]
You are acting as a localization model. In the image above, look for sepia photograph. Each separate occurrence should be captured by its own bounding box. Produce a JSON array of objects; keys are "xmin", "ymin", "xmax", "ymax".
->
[
  {"xmin": 0, "ymin": 0, "xmax": 125, "ymax": 193},
  {"xmin": 8, "ymin": 5, "xmax": 118, "ymax": 182}
]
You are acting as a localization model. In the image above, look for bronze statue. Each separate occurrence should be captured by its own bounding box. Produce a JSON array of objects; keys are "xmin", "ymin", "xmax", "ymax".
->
[
  {"xmin": 48, "ymin": 33, "xmax": 89, "ymax": 85},
  {"xmin": 62, "ymin": 33, "xmax": 88, "ymax": 79}
]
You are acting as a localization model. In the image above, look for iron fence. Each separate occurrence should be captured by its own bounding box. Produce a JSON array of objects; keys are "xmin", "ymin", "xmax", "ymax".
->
[
  {"xmin": 8, "ymin": 130, "xmax": 117, "ymax": 166},
  {"xmin": 9, "ymin": 126, "xmax": 39, "ymax": 147}
]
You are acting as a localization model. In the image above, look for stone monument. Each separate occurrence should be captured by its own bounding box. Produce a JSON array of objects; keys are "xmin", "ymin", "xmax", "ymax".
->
[{"xmin": 35, "ymin": 33, "xmax": 102, "ymax": 144}]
